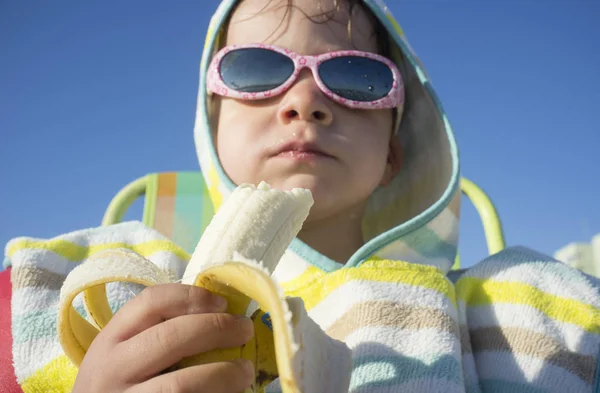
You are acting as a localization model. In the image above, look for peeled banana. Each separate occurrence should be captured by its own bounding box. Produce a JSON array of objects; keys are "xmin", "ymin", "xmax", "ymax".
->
[{"xmin": 57, "ymin": 182, "xmax": 352, "ymax": 393}]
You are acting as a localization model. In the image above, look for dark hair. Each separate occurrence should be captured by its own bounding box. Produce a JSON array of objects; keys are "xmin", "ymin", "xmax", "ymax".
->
[
  {"xmin": 282, "ymin": 0, "xmax": 390, "ymax": 57},
  {"xmin": 223, "ymin": 0, "xmax": 391, "ymax": 58}
]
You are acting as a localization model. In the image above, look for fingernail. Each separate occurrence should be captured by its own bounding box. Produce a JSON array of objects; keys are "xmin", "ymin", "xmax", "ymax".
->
[
  {"xmin": 234, "ymin": 358, "xmax": 254, "ymax": 378},
  {"xmin": 212, "ymin": 294, "xmax": 227, "ymax": 310},
  {"xmin": 238, "ymin": 316, "xmax": 255, "ymax": 337}
]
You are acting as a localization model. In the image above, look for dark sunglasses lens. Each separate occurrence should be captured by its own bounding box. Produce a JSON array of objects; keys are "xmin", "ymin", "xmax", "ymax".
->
[
  {"xmin": 319, "ymin": 56, "xmax": 394, "ymax": 101},
  {"xmin": 220, "ymin": 48, "xmax": 294, "ymax": 93}
]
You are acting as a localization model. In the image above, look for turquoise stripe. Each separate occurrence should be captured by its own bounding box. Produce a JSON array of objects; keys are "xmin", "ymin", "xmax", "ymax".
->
[
  {"xmin": 13, "ymin": 306, "xmax": 86, "ymax": 344},
  {"xmin": 350, "ymin": 354, "xmax": 462, "ymax": 390},
  {"xmin": 400, "ymin": 224, "xmax": 457, "ymax": 262},
  {"xmin": 265, "ymin": 354, "xmax": 462, "ymax": 393},
  {"xmin": 594, "ymin": 344, "xmax": 600, "ymax": 393},
  {"xmin": 479, "ymin": 379, "xmax": 550, "ymax": 393},
  {"xmin": 174, "ymin": 172, "xmax": 206, "ymax": 254},
  {"xmin": 466, "ymin": 383, "xmax": 483, "ymax": 393}
]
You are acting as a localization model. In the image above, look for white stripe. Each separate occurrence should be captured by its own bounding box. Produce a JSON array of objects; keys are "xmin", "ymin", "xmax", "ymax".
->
[
  {"xmin": 272, "ymin": 251, "xmax": 312, "ymax": 283},
  {"xmin": 352, "ymin": 376, "xmax": 464, "ymax": 393},
  {"xmin": 464, "ymin": 257, "xmax": 600, "ymax": 308},
  {"xmin": 10, "ymin": 249, "xmax": 187, "ymax": 277},
  {"xmin": 307, "ymin": 280, "xmax": 457, "ymax": 331},
  {"xmin": 13, "ymin": 285, "xmax": 138, "ymax": 323},
  {"xmin": 12, "ymin": 288, "xmax": 59, "ymax": 316},
  {"xmin": 7, "ymin": 222, "xmax": 164, "ymax": 248},
  {"xmin": 13, "ymin": 286, "xmax": 149, "ymax": 321},
  {"xmin": 13, "ymin": 338, "xmax": 64, "ymax": 382},
  {"xmin": 104, "ymin": 281, "xmax": 144, "ymax": 311},
  {"xmin": 267, "ymin": 377, "xmax": 465, "ymax": 393},
  {"xmin": 344, "ymin": 326, "xmax": 461, "ymax": 361},
  {"xmin": 475, "ymin": 351, "xmax": 590, "ymax": 392},
  {"xmin": 463, "ymin": 302, "xmax": 600, "ymax": 356},
  {"xmin": 10, "ymin": 248, "xmax": 76, "ymax": 276}
]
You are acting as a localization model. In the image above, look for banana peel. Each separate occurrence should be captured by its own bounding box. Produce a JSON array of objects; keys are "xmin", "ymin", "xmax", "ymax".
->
[{"xmin": 57, "ymin": 182, "xmax": 352, "ymax": 393}]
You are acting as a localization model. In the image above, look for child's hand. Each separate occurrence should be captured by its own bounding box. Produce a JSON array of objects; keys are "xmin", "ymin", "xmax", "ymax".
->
[{"xmin": 72, "ymin": 283, "xmax": 255, "ymax": 393}]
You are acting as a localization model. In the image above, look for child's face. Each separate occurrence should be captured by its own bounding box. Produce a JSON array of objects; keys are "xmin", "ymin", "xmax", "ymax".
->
[{"xmin": 214, "ymin": 0, "xmax": 396, "ymax": 222}]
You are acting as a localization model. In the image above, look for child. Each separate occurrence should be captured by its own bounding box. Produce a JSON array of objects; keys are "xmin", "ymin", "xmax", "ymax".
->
[{"xmin": 4, "ymin": 0, "xmax": 600, "ymax": 392}]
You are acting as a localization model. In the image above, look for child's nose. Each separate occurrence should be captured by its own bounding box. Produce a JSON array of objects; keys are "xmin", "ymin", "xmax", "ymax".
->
[{"xmin": 277, "ymin": 71, "xmax": 333, "ymax": 127}]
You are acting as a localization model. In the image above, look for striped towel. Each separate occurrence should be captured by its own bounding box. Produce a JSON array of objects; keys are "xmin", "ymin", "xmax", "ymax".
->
[
  {"xmin": 267, "ymin": 248, "xmax": 600, "ymax": 392},
  {"xmin": 5, "ymin": 222, "xmax": 190, "ymax": 392},
  {"xmin": 455, "ymin": 248, "xmax": 600, "ymax": 392},
  {"xmin": 5, "ymin": 222, "xmax": 600, "ymax": 392}
]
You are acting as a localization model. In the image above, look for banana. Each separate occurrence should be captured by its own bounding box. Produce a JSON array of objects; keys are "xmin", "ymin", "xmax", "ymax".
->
[{"xmin": 57, "ymin": 182, "xmax": 352, "ymax": 393}]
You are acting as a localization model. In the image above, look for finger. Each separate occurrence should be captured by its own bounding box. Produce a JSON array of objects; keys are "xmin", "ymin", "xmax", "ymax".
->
[
  {"xmin": 117, "ymin": 312, "xmax": 254, "ymax": 380},
  {"xmin": 103, "ymin": 283, "xmax": 228, "ymax": 342},
  {"xmin": 127, "ymin": 359, "xmax": 255, "ymax": 393}
]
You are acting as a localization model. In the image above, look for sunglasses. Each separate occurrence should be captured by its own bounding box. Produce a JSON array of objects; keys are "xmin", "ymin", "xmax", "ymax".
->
[{"xmin": 207, "ymin": 44, "xmax": 404, "ymax": 110}]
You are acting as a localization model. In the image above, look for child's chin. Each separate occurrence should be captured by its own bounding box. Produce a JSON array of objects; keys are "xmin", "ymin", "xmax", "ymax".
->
[
  {"xmin": 269, "ymin": 177, "xmax": 325, "ymax": 195},
  {"xmin": 258, "ymin": 174, "xmax": 352, "ymax": 206}
]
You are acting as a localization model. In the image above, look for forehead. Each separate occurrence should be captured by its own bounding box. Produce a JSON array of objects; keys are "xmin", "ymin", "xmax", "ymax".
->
[{"xmin": 225, "ymin": 0, "xmax": 379, "ymax": 54}]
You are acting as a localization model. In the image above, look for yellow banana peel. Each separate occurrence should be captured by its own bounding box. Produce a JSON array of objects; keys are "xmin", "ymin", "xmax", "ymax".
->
[{"xmin": 57, "ymin": 182, "xmax": 352, "ymax": 392}]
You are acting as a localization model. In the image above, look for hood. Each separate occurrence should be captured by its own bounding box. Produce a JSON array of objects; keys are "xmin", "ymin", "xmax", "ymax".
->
[{"xmin": 193, "ymin": 0, "xmax": 460, "ymax": 274}]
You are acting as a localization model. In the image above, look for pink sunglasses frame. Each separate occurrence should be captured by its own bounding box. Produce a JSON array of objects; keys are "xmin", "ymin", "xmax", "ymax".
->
[{"xmin": 207, "ymin": 43, "xmax": 404, "ymax": 110}]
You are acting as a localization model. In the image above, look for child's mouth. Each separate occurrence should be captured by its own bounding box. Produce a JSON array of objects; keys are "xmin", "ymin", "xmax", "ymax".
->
[
  {"xmin": 277, "ymin": 150, "xmax": 330, "ymax": 160},
  {"xmin": 273, "ymin": 141, "xmax": 334, "ymax": 161}
]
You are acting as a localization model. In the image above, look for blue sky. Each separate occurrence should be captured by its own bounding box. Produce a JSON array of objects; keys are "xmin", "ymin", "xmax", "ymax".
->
[{"xmin": 2, "ymin": 0, "xmax": 599, "ymax": 268}]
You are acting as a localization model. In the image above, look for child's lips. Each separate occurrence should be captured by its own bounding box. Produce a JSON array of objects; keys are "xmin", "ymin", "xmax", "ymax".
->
[
  {"xmin": 276, "ymin": 150, "xmax": 331, "ymax": 160},
  {"xmin": 272, "ymin": 140, "xmax": 334, "ymax": 160}
]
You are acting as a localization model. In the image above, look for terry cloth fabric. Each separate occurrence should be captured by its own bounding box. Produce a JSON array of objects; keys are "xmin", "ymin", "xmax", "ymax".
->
[
  {"xmin": 5, "ymin": 222, "xmax": 189, "ymax": 392},
  {"xmin": 5, "ymin": 221, "xmax": 600, "ymax": 392},
  {"xmin": 4, "ymin": 0, "xmax": 600, "ymax": 391}
]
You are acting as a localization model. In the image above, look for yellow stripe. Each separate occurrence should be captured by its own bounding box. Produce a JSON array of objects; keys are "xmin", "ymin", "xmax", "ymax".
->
[
  {"xmin": 457, "ymin": 277, "xmax": 600, "ymax": 335},
  {"xmin": 281, "ymin": 259, "xmax": 456, "ymax": 310},
  {"xmin": 280, "ymin": 265, "xmax": 325, "ymax": 291},
  {"xmin": 21, "ymin": 355, "xmax": 77, "ymax": 393},
  {"xmin": 386, "ymin": 13, "xmax": 406, "ymax": 38},
  {"xmin": 8, "ymin": 239, "xmax": 191, "ymax": 263},
  {"xmin": 207, "ymin": 163, "xmax": 223, "ymax": 211}
]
